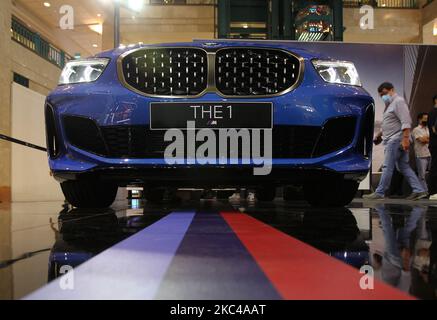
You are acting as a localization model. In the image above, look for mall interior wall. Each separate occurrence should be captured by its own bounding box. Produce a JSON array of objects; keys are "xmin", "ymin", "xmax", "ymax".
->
[
  {"xmin": 344, "ymin": 8, "xmax": 421, "ymax": 43},
  {"xmin": 422, "ymin": 0, "xmax": 437, "ymax": 44},
  {"xmin": 0, "ymin": 0, "xmax": 12, "ymax": 301},
  {"xmin": 11, "ymin": 83, "xmax": 64, "ymax": 202},
  {"xmin": 0, "ymin": 0, "xmax": 12, "ymax": 204},
  {"xmin": 11, "ymin": 41, "xmax": 61, "ymax": 96},
  {"xmin": 117, "ymin": 5, "xmax": 215, "ymax": 45},
  {"xmin": 0, "ymin": 0, "xmax": 62, "ymax": 204}
]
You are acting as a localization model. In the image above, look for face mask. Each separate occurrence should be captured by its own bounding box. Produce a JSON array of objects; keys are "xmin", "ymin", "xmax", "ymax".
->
[{"xmin": 382, "ymin": 94, "xmax": 392, "ymax": 105}]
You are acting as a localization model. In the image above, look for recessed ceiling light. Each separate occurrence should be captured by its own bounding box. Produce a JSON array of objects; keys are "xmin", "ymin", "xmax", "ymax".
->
[
  {"xmin": 97, "ymin": 14, "xmax": 102, "ymax": 17},
  {"xmin": 43, "ymin": 2, "xmax": 51, "ymax": 7},
  {"xmin": 89, "ymin": 24, "xmax": 103, "ymax": 35},
  {"xmin": 92, "ymin": 44, "xmax": 98, "ymax": 48}
]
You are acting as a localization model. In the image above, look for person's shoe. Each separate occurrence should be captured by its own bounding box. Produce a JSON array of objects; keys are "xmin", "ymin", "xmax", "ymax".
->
[
  {"xmin": 362, "ymin": 192, "xmax": 385, "ymax": 200},
  {"xmin": 429, "ymin": 193, "xmax": 437, "ymax": 201},
  {"xmin": 228, "ymin": 193, "xmax": 241, "ymax": 202},
  {"xmin": 406, "ymin": 192, "xmax": 429, "ymax": 201}
]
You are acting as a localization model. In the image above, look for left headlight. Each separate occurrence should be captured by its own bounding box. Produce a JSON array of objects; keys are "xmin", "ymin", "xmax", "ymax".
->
[
  {"xmin": 59, "ymin": 59, "xmax": 109, "ymax": 85},
  {"xmin": 312, "ymin": 60, "xmax": 361, "ymax": 86}
]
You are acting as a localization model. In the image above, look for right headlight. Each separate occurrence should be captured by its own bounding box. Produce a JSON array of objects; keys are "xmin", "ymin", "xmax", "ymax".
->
[
  {"xmin": 59, "ymin": 58, "xmax": 109, "ymax": 85},
  {"xmin": 312, "ymin": 60, "xmax": 361, "ymax": 86}
]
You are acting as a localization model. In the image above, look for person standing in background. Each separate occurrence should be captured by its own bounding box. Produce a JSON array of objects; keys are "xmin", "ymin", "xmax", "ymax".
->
[
  {"xmin": 428, "ymin": 95, "xmax": 437, "ymax": 200},
  {"xmin": 412, "ymin": 113, "xmax": 431, "ymax": 193}
]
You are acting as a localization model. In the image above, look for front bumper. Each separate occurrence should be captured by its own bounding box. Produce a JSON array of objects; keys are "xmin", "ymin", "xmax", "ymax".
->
[{"xmin": 52, "ymin": 166, "xmax": 369, "ymax": 188}]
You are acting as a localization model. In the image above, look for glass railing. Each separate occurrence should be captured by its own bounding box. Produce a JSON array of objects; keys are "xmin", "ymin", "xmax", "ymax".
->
[
  {"xmin": 11, "ymin": 17, "xmax": 72, "ymax": 69},
  {"xmin": 343, "ymin": 0, "xmax": 418, "ymax": 8}
]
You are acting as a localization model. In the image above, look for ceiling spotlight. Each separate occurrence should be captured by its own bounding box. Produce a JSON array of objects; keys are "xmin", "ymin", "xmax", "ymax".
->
[
  {"xmin": 128, "ymin": 0, "xmax": 143, "ymax": 12},
  {"xmin": 92, "ymin": 44, "xmax": 99, "ymax": 48},
  {"xmin": 43, "ymin": 2, "xmax": 51, "ymax": 7}
]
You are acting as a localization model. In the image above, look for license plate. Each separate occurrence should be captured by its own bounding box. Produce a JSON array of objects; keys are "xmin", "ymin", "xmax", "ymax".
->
[{"xmin": 150, "ymin": 102, "xmax": 273, "ymax": 130}]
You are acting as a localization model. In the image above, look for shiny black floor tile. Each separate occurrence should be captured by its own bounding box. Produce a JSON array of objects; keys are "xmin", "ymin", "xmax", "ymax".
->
[{"xmin": 1, "ymin": 198, "xmax": 437, "ymax": 299}]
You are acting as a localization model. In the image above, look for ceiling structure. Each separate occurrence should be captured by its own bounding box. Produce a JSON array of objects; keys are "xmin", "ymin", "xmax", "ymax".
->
[
  {"xmin": 118, "ymin": 4, "xmax": 214, "ymax": 45},
  {"xmin": 12, "ymin": 0, "xmax": 215, "ymax": 58},
  {"xmin": 13, "ymin": 0, "xmax": 110, "ymax": 57}
]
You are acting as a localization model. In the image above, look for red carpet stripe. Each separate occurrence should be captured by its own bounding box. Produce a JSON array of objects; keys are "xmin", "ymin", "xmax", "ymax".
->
[{"xmin": 221, "ymin": 212, "xmax": 414, "ymax": 300}]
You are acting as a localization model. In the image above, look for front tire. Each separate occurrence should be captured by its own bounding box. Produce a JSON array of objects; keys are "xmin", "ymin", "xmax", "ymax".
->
[
  {"xmin": 303, "ymin": 178, "xmax": 359, "ymax": 207},
  {"xmin": 61, "ymin": 180, "xmax": 118, "ymax": 209}
]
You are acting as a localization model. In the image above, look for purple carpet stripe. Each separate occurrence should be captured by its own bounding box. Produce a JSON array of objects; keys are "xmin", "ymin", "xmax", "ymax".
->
[
  {"xmin": 154, "ymin": 212, "xmax": 281, "ymax": 300},
  {"xmin": 24, "ymin": 211, "xmax": 195, "ymax": 300}
]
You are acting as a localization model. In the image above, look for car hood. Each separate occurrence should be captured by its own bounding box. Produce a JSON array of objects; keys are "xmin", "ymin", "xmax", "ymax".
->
[{"xmin": 95, "ymin": 40, "xmax": 330, "ymax": 61}]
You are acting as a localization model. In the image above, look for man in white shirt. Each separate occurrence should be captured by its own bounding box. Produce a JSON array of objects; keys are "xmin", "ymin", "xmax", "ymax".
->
[{"xmin": 412, "ymin": 113, "xmax": 431, "ymax": 193}]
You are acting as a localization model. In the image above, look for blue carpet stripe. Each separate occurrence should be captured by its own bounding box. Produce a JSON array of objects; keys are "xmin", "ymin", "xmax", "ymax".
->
[{"xmin": 24, "ymin": 211, "xmax": 195, "ymax": 300}]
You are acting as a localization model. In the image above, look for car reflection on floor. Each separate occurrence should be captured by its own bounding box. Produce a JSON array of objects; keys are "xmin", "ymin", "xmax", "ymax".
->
[
  {"xmin": 48, "ymin": 204, "xmax": 170, "ymax": 281},
  {"xmin": 2, "ymin": 199, "xmax": 437, "ymax": 299}
]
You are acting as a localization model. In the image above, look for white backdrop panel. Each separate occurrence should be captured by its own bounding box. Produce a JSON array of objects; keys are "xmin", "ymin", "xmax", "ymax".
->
[{"xmin": 11, "ymin": 83, "xmax": 63, "ymax": 202}]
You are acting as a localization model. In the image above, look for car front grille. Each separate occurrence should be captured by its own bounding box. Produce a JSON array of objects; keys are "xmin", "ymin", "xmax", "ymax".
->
[
  {"xmin": 119, "ymin": 47, "xmax": 302, "ymax": 98},
  {"xmin": 100, "ymin": 126, "xmax": 320, "ymax": 159},
  {"xmin": 215, "ymin": 48, "xmax": 301, "ymax": 96},
  {"xmin": 120, "ymin": 48, "xmax": 208, "ymax": 97},
  {"xmin": 63, "ymin": 116, "xmax": 357, "ymax": 160}
]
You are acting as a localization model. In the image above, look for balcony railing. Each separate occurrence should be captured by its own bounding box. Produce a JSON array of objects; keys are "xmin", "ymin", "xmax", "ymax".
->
[
  {"xmin": 343, "ymin": 0, "xmax": 418, "ymax": 8},
  {"xmin": 11, "ymin": 17, "xmax": 72, "ymax": 69}
]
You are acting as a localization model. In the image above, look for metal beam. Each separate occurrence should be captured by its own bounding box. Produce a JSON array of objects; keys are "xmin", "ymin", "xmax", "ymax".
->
[
  {"xmin": 282, "ymin": 0, "xmax": 293, "ymax": 39},
  {"xmin": 332, "ymin": 0, "xmax": 343, "ymax": 41},
  {"xmin": 270, "ymin": 0, "xmax": 280, "ymax": 39},
  {"xmin": 218, "ymin": 0, "xmax": 231, "ymax": 39},
  {"xmin": 114, "ymin": 1, "xmax": 121, "ymax": 48}
]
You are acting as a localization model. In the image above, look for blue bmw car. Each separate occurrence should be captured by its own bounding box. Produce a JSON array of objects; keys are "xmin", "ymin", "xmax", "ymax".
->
[{"xmin": 45, "ymin": 40, "xmax": 374, "ymax": 208}]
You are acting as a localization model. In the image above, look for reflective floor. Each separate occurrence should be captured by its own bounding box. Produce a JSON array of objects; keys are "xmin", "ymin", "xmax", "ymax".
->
[{"xmin": 0, "ymin": 197, "xmax": 436, "ymax": 300}]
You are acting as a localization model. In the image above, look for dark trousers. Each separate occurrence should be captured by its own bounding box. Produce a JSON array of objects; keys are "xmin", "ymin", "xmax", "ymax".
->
[{"xmin": 430, "ymin": 145, "xmax": 437, "ymax": 195}]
